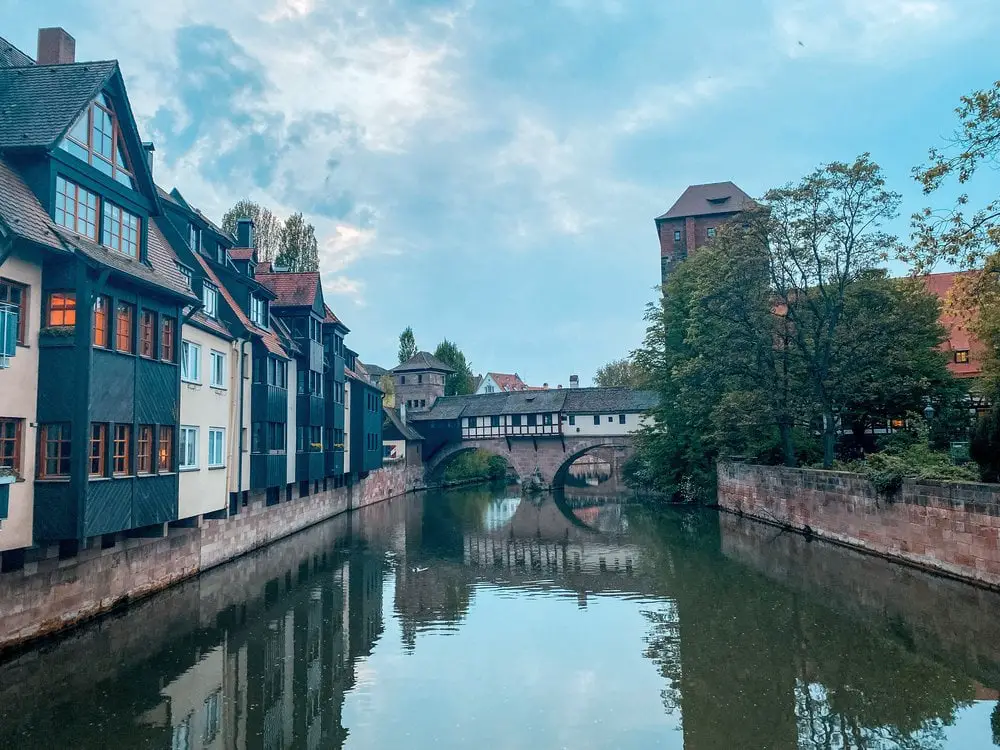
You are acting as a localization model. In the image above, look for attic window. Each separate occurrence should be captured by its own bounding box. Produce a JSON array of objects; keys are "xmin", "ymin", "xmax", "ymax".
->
[
  {"xmin": 707, "ymin": 196, "xmax": 730, "ymax": 205},
  {"xmin": 58, "ymin": 94, "xmax": 135, "ymax": 188}
]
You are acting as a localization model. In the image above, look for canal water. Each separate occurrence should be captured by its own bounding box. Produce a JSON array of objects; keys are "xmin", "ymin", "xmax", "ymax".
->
[{"xmin": 2, "ymin": 484, "xmax": 1000, "ymax": 749}]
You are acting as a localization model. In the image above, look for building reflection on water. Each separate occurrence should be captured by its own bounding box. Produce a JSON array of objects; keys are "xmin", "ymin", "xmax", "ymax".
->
[{"xmin": 3, "ymin": 486, "xmax": 1000, "ymax": 749}]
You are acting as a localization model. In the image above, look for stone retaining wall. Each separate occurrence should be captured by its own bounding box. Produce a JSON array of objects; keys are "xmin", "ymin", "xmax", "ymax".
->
[
  {"xmin": 0, "ymin": 463, "xmax": 424, "ymax": 652},
  {"xmin": 717, "ymin": 462, "xmax": 1000, "ymax": 588}
]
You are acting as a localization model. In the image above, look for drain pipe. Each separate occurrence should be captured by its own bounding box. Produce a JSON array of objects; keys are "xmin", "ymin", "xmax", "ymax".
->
[{"xmin": 235, "ymin": 338, "xmax": 248, "ymax": 513}]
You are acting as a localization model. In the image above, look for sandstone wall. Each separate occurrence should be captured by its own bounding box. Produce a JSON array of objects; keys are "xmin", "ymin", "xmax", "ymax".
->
[
  {"xmin": 717, "ymin": 462, "xmax": 1000, "ymax": 589},
  {"xmin": 0, "ymin": 463, "xmax": 423, "ymax": 651}
]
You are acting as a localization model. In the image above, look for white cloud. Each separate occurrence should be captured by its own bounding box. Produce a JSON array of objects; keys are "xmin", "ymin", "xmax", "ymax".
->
[{"xmin": 772, "ymin": 0, "xmax": 956, "ymax": 60}]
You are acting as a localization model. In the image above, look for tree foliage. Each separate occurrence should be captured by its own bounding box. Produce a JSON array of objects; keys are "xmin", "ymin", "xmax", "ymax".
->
[
  {"xmin": 594, "ymin": 358, "xmax": 647, "ymax": 388},
  {"xmin": 434, "ymin": 339, "xmax": 474, "ymax": 396},
  {"xmin": 221, "ymin": 199, "xmax": 283, "ymax": 262},
  {"xmin": 903, "ymin": 80, "xmax": 1000, "ymax": 391},
  {"xmin": 398, "ymin": 327, "xmax": 417, "ymax": 364},
  {"xmin": 627, "ymin": 156, "xmax": 958, "ymax": 498},
  {"xmin": 275, "ymin": 212, "xmax": 319, "ymax": 272}
]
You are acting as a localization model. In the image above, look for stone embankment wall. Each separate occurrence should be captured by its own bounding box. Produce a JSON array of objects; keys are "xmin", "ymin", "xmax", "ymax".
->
[
  {"xmin": 717, "ymin": 462, "xmax": 1000, "ymax": 589},
  {"xmin": 0, "ymin": 464, "xmax": 424, "ymax": 652}
]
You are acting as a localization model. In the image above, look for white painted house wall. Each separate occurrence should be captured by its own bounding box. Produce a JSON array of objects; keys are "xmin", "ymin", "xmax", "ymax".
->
[
  {"xmin": 561, "ymin": 411, "xmax": 648, "ymax": 437},
  {"xmin": 475, "ymin": 373, "xmax": 501, "ymax": 395},
  {"xmin": 178, "ymin": 325, "xmax": 232, "ymax": 519},
  {"xmin": 0, "ymin": 250, "xmax": 41, "ymax": 551}
]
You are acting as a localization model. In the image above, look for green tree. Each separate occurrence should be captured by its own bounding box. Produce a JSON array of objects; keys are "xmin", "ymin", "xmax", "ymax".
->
[
  {"xmin": 398, "ymin": 327, "xmax": 417, "ymax": 364},
  {"xmin": 221, "ymin": 199, "xmax": 283, "ymax": 262},
  {"xmin": 758, "ymin": 154, "xmax": 903, "ymax": 467},
  {"xmin": 379, "ymin": 373, "xmax": 396, "ymax": 407},
  {"xmin": 275, "ymin": 212, "xmax": 319, "ymax": 272},
  {"xmin": 594, "ymin": 358, "xmax": 647, "ymax": 388},
  {"xmin": 434, "ymin": 339, "xmax": 474, "ymax": 396},
  {"xmin": 904, "ymin": 80, "xmax": 1000, "ymax": 391}
]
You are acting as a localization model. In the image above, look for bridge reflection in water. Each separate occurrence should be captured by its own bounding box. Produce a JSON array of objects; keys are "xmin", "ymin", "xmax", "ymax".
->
[{"xmin": 2, "ymin": 485, "xmax": 1000, "ymax": 748}]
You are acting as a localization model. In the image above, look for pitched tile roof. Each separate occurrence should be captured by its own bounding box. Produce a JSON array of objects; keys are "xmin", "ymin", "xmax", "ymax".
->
[
  {"xmin": 0, "ymin": 37, "xmax": 33, "ymax": 68},
  {"xmin": 257, "ymin": 261, "xmax": 272, "ymax": 274},
  {"xmin": 229, "ymin": 248, "xmax": 254, "ymax": 261},
  {"xmin": 411, "ymin": 387, "xmax": 658, "ymax": 421},
  {"xmin": 487, "ymin": 372, "xmax": 529, "ymax": 392},
  {"xmin": 255, "ymin": 270, "xmax": 320, "ymax": 307},
  {"xmin": 179, "ymin": 231, "xmax": 290, "ymax": 357},
  {"xmin": 656, "ymin": 181, "xmax": 752, "ymax": 221},
  {"xmin": 384, "ymin": 407, "xmax": 424, "ymax": 442},
  {"xmin": 365, "ymin": 363, "xmax": 389, "ymax": 378},
  {"xmin": 0, "ymin": 60, "xmax": 118, "ymax": 149},
  {"xmin": 0, "ymin": 157, "xmax": 64, "ymax": 249},
  {"xmin": 392, "ymin": 351, "xmax": 457, "ymax": 374},
  {"xmin": 562, "ymin": 387, "xmax": 659, "ymax": 413},
  {"xmin": 53, "ymin": 223, "xmax": 197, "ymax": 302},
  {"xmin": 322, "ymin": 303, "xmax": 340, "ymax": 325},
  {"xmin": 922, "ymin": 271, "xmax": 983, "ymax": 379}
]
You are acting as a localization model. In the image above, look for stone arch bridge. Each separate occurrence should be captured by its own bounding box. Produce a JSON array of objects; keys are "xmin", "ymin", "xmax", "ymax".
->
[{"xmin": 426, "ymin": 435, "xmax": 634, "ymax": 489}]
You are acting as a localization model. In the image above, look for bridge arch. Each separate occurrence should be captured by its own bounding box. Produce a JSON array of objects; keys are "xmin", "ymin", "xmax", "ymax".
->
[
  {"xmin": 425, "ymin": 435, "xmax": 635, "ymax": 490},
  {"xmin": 426, "ymin": 443, "xmax": 518, "ymax": 483}
]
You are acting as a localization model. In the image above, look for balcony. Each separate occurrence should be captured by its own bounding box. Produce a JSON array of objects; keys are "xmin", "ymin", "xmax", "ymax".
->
[
  {"xmin": 251, "ymin": 384, "xmax": 288, "ymax": 423},
  {"xmin": 325, "ymin": 449, "xmax": 344, "ymax": 477},
  {"xmin": 250, "ymin": 453, "xmax": 287, "ymax": 490},
  {"xmin": 296, "ymin": 451, "xmax": 325, "ymax": 482}
]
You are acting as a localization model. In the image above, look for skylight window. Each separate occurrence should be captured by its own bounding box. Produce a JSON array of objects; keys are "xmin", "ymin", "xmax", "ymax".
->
[{"xmin": 58, "ymin": 94, "xmax": 135, "ymax": 188}]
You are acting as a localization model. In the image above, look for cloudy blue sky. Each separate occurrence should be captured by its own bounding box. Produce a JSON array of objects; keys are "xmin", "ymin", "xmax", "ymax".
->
[{"xmin": 4, "ymin": 0, "xmax": 999, "ymax": 384}]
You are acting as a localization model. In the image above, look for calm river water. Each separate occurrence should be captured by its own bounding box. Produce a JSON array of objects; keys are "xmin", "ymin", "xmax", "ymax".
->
[{"xmin": 2, "ymin": 484, "xmax": 1000, "ymax": 749}]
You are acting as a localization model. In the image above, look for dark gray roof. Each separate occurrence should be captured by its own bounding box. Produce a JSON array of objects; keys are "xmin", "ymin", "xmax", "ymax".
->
[
  {"xmin": 0, "ymin": 157, "xmax": 64, "ymax": 249},
  {"xmin": 392, "ymin": 351, "xmax": 456, "ymax": 374},
  {"xmin": 562, "ymin": 388, "xmax": 658, "ymax": 413},
  {"xmin": 384, "ymin": 408, "xmax": 423, "ymax": 442},
  {"xmin": 0, "ymin": 37, "xmax": 33, "ymax": 68},
  {"xmin": 0, "ymin": 60, "xmax": 118, "ymax": 149},
  {"xmin": 656, "ymin": 181, "xmax": 752, "ymax": 221},
  {"xmin": 412, "ymin": 387, "xmax": 658, "ymax": 422},
  {"xmin": 365, "ymin": 363, "xmax": 389, "ymax": 378},
  {"xmin": 410, "ymin": 397, "xmax": 468, "ymax": 421}
]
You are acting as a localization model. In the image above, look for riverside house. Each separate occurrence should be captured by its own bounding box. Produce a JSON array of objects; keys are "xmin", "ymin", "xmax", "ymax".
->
[{"xmin": 0, "ymin": 28, "xmax": 382, "ymax": 569}]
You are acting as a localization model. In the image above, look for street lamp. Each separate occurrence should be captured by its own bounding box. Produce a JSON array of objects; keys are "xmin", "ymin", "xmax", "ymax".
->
[{"xmin": 923, "ymin": 397, "xmax": 935, "ymax": 421}]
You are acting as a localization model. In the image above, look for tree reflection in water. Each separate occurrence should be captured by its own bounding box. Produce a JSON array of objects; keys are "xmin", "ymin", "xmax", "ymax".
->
[{"xmin": 0, "ymin": 486, "xmax": 997, "ymax": 749}]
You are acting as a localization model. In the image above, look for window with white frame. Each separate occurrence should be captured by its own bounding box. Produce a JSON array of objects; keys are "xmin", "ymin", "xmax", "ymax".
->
[
  {"xmin": 189, "ymin": 223, "xmax": 200, "ymax": 252},
  {"xmin": 179, "ymin": 426, "xmax": 198, "ymax": 469},
  {"xmin": 203, "ymin": 283, "xmax": 218, "ymax": 318},
  {"xmin": 210, "ymin": 350, "xmax": 226, "ymax": 388},
  {"xmin": 181, "ymin": 340, "xmax": 201, "ymax": 383},
  {"xmin": 249, "ymin": 295, "xmax": 267, "ymax": 327},
  {"xmin": 208, "ymin": 428, "xmax": 225, "ymax": 467}
]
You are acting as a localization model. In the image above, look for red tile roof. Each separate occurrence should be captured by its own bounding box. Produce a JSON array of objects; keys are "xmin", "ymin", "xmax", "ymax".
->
[
  {"xmin": 229, "ymin": 248, "xmax": 254, "ymax": 261},
  {"xmin": 922, "ymin": 271, "xmax": 983, "ymax": 379},
  {"xmin": 323, "ymin": 304, "xmax": 340, "ymax": 325},
  {"xmin": 487, "ymin": 372, "xmax": 529, "ymax": 392},
  {"xmin": 256, "ymin": 261, "xmax": 272, "ymax": 274},
  {"xmin": 256, "ymin": 270, "xmax": 320, "ymax": 308},
  {"xmin": 179, "ymin": 225, "xmax": 290, "ymax": 359}
]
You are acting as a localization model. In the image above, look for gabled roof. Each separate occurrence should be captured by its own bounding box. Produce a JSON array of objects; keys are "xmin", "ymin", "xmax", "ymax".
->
[
  {"xmin": 0, "ymin": 37, "xmax": 33, "ymax": 68},
  {"xmin": 0, "ymin": 60, "xmax": 118, "ymax": 149},
  {"xmin": 365, "ymin": 363, "xmax": 389, "ymax": 378},
  {"xmin": 562, "ymin": 387, "xmax": 659, "ymax": 413},
  {"xmin": 392, "ymin": 351, "xmax": 456, "ymax": 374},
  {"xmin": 486, "ymin": 372, "xmax": 529, "ymax": 392},
  {"xmin": 410, "ymin": 387, "xmax": 658, "ymax": 421},
  {"xmin": 0, "ymin": 157, "xmax": 63, "ymax": 249},
  {"xmin": 256, "ymin": 270, "xmax": 321, "ymax": 308},
  {"xmin": 384, "ymin": 408, "xmax": 423, "ymax": 442},
  {"xmin": 656, "ymin": 181, "xmax": 752, "ymax": 221}
]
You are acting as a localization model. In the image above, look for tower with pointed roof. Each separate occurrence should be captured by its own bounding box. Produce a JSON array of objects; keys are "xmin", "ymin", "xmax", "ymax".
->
[{"xmin": 655, "ymin": 181, "xmax": 752, "ymax": 284}]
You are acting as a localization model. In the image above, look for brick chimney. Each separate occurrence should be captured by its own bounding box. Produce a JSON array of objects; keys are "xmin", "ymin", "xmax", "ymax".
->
[
  {"xmin": 569, "ymin": 375, "xmax": 579, "ymax": 388},
  {"xmin": 37, "ymin": 28, "xmax": 76, "ymax": 65}
]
